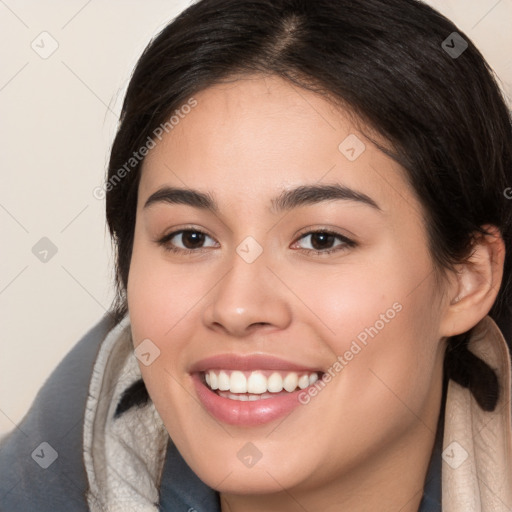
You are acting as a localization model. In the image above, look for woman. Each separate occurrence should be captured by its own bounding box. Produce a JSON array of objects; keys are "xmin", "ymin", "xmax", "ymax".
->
[{"xmin": 1, "ymin": 0, "xmax": 511, "ymax": 510}]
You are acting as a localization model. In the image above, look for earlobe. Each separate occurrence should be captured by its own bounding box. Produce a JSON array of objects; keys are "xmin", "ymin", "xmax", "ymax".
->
[{"xmin": 439, "ymin": 225, "xmax": 505, "ymax": 338}]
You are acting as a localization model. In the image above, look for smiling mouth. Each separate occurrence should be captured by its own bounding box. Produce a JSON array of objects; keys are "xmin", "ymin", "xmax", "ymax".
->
[{"xmin": 201, "ymin": 369, "xmax": 323, "ymax": 401}]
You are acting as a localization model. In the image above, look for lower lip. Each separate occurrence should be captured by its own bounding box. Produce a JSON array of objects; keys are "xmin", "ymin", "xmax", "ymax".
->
[{"xmin": 192, "ymin": 373, "xmax": 309, "ymax": 426}]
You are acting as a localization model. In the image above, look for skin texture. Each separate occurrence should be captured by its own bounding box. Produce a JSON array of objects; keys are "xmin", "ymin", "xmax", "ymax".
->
[{"xmin": 126, "ymin": 75, "xmax": 504, "ymax": 512}]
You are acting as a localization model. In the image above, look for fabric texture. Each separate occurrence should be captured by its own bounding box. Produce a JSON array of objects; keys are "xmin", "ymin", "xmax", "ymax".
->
[
  {"xmin": 82, "ymin": 316, "xmax": 169, "ymax": 511},
  {"xmin": 0, "ymin": 313, "xmax": 511, "ymax": 511},
  {"xmin": 442, "ymin": 315, "xmax": 512, "ymax": 509}
]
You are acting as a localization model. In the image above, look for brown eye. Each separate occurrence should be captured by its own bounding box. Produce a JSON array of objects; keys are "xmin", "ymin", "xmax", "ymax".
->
[
  {"xmin": 308, "ymin": 233, "xmax": 336, "ymax": 250},
  {"xmin": 158, "ymin": 229, "xmax": 218, "ymax": 254},
  {"xmin": 177, "ymin": 230, "xmax": 206, "ymax": 249},
  {"xmin": 294, "ymin": 230, "xmax": 356, "ymax": 255}
]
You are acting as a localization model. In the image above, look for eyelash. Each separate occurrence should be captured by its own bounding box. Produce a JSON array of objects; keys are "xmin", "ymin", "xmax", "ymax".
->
[{"xmin": 156, "ymin": 227, "xmax": 357, "ymax": 256}]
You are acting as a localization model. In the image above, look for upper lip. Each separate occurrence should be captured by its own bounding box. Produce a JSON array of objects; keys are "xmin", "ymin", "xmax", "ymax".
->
[{"xmin": 189, "ymin": 354, "xmax": 323, "ymax": 373}]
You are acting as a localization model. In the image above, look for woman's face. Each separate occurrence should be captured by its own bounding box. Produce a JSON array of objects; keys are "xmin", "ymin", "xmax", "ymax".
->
[{"xmin": 128, "ymin": 75, "xmax": 448, "ymax": 499}]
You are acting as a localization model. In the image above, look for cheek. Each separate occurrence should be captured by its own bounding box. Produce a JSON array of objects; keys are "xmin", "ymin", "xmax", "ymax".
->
[
  {"xmin": 284, "ymin": 241, "xmax": 431, "ymax": 346},
  {"xmin": 293, "ymin": 244, "xmax": 441, "ymax": 413},
  {"xmin": 126, "ymin": 239, "xmax": 208, "ymax": 443},
  {"xmin": 126, "ymin": 235, "xmax": 197, "ymax": 390},
  {"xmin": 127, "ymin": 237, "xmax": 207, "ymax": 341}
]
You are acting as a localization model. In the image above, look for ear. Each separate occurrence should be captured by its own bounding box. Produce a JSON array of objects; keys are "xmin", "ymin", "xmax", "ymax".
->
[{"xmin": 439, "ymin": 224, "xmax": 505, "ymax": 338}]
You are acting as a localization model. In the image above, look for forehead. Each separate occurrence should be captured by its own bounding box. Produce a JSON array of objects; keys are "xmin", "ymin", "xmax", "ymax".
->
[{"xmin": 138, "ymin": 75, "xmax": 418, "ymax": 217}]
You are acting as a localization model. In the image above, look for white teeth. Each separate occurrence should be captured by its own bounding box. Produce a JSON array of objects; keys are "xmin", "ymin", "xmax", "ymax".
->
[
  {"xmin": 283, "ymin": 373, "xmax": 298, "ymax": 392},
  {"xmin": 298, "ymin": 374, "xmax": 309, "ymax": 389},
  {"xmin": 218, "ymin": 371, "xmax": 230, "ymax": 391},
  {"xmin": 218, "ymin": 390, "xmax": 275, "ymax": 401},
  {"xmin": 267, "ymin": 372, "xmax": 284, "ymax": 392},
  {"xmin": 204, "ymin": 369, "xmax": 320, "ymax": 395},
  {"xmin": 209, "ymin": 371, "xmax": 218, "ymax": 390},
  {"xmin": 230, "ymin": 371, "xmax": 247, "ymax": 393},
  {"xmin": 247, "ymin": 372, "xmax": 267, "ymax": 394}
]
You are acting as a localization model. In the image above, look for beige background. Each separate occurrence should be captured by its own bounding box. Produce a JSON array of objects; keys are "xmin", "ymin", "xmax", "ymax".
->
[{"xmin": 1, "ymin": 0, "xmax": 511, "ymax": 436}]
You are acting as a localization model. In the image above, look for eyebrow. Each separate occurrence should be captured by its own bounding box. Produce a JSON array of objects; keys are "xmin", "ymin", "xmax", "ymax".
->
[{"xmin": 143, "ymin": 183, "xmax": 381, "ymax": 213}]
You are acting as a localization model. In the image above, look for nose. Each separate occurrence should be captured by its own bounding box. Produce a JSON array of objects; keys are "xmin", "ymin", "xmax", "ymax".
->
[{"xmin": 202, "ymin": 248, "xmax": 292, "ymax": 338}]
